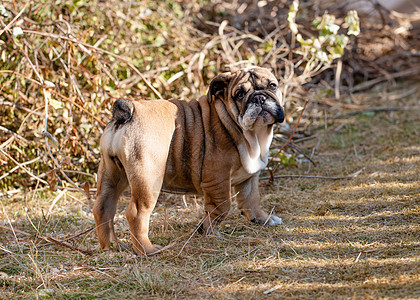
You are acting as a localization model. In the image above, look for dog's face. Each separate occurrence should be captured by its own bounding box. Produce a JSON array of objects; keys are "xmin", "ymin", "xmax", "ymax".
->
[{"xmin": 209, "ymin": 66, "xmax": 284, "ymax": 131}]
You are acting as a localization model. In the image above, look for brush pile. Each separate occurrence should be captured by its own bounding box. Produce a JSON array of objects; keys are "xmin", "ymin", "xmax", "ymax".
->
[{"xmin": 1, "ymin": 0, "xmax": 419, "ymax": 192}]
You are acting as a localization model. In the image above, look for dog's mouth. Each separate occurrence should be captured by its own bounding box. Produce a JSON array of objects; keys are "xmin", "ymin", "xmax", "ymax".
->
[
  {"xmin": 238, "ymin": 93, "xmax": 284, "ymax": 130},
  {"xmin": 256, "ymin": 110, "xmax": 276, "ymax": 124}
]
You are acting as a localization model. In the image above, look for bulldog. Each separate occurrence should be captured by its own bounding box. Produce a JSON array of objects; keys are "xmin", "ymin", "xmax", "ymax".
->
[{"xmin": 93, "ymin": 66, "xmax": 285, "ymax": 255}]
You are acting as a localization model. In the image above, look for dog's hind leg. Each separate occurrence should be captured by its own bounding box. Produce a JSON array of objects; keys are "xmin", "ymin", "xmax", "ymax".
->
[
  {"xmin": 125, "ymin": 162, "xmax": 166, "ymax": 256},
  {"xmin": 93, "ymin": 154, "xmax": 128, "ymax": 250}
]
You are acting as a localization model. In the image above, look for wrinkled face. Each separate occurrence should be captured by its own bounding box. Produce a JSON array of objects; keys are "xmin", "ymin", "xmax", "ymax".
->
[{"xmin": 209, "ymin": 67, "xmax": 284, "ymax": 131}]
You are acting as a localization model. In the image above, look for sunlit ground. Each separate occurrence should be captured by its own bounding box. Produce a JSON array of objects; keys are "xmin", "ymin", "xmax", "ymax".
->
[{"xmin": 1, "ymin": 87, "xmax": 419, "ymax": 299}]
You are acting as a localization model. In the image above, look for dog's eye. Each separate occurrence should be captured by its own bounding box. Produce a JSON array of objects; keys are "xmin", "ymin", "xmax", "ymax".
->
[
  {"xmin": 269, "ymin": 83, "xmax": 278, "ymax": 91},
  {"xmin": 235, "ymin": 90, "xmax": 246, "ymax": 100}
]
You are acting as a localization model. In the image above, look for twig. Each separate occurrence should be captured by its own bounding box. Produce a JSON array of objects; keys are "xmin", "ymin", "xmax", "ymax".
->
[
  {"xmin": 268, "ymin": 99, "xmax": 309, "ymax": 181},
  {"xmin": 260, "ymin": 167, "xmax": 365, "ymax": 181},
  {"xmin": 0, "ymin": 189, "xmax": 21, "ymax": 197},
  {"xmin": 47, "ymin": 188, "xmax": 67, "ymax": 217},
  {"xmin": 0, "ymin": 100, "xmax": 44, "ymax": 116},
  {"xmin": 273, "ymin": 136, "xmax": 316, "ymax": 166},
  {"xmin": 350, "ymin": 68, "xmax": 420, "ymax": 93},
  {"xmin": 0, "ymin": 125, "xmax": 29, "ymax": 143},
  {"xmin": 0, "ymin": 70, "xmax": 42, "ymax": 85},
  {"xmin": 354, "ymin": 252, "xmax": 362, "ymax": 263},
  {"xmin": 42, "ymin": 236, "xmax": 92, "ymax": 255},
  {"xmin": 306, "ymin": 136, "xmax": 322, "ymax": 174},
  {"xmin": 291, "ymin": 135, "xmax": 317, "ymax": 143},
  {"xmin": 335, "ymin": 59, "xmax": 343, "ymax": 99},
  {"xmin": 49, "ymin": 90, "xmax": 106, "ymax": 126},
  {"xmin": 0, "ymin": 156, "xmax": 40, "ymax": 181},
  {"xmin": 0, "ymin": 225, "xmax": 32, "ymax": 237},
  {"xmin": 0, "ymin": 149, "xmax": 48, "ymax": 185},
  {"xmin": 311, "ymin": 107, "xmax": 415, "ymax": 131},
  {"xmin": 63, "ymin": 170, "xmax": 96, "ymax": 177},
  {"xmin": 0, "ymin": 3, "xmax": 29, "ymax": 37},
  {"xmin": 0, "ymin": 225, "xmax": 94, "ymax": 256},
  {"xmin": 263, "ymin": 284, "xmax": 282, "ymax": 295},
  {"xmin": 1, "ymin": 203, "xmax": 24, "ymax": 253}
]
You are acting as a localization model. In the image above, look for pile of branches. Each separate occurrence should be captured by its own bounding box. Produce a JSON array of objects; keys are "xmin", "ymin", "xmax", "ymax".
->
[
  {"xmin": 197, "ymin": 0, "xmax": 420, "ymax": 91},
  {"xmin": 0, "ymin": 0, "xmax": 418, "ymax": 192}
]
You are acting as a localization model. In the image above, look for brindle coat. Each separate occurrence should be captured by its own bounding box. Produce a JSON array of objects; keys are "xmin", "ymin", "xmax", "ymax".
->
[{"xmin": 94, "ymin": 67, "xmax": 284, "ymax": 255}]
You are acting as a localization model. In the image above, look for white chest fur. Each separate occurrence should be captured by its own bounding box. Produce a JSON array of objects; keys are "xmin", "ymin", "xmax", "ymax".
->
[{"xmin": 236, "ymin": 126, "xmax": 273, "ymax": 176}]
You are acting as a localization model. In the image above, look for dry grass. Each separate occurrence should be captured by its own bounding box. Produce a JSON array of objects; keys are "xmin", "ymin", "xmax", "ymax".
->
[
  {"xmin": 1, "ymin": 0, "xmax": 420, "ymax": 298},
  {"xmin": 1, "ymin": 84, "xmax": 419, "ymax": 299}
]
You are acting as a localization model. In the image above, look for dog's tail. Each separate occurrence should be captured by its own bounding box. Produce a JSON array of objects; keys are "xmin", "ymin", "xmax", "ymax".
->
[{"xmin": 112, "ymin": 99, "xmax": 134, "ymax": 125}]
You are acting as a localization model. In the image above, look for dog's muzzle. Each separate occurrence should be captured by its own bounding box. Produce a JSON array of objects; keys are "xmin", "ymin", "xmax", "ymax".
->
[
  {"xmin": 248, "ymin": 92, "xmax": 284, "ymax": 123},
  {"xmin": 238, "ymin": 92, "xmax": 284, "ymax": 130}
]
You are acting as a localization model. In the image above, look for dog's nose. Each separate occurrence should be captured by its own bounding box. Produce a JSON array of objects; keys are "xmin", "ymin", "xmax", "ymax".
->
[
  {"xmin": 276, "ymin": 107, "xmax": 285, "ymax": 123},
  {"xmin": 253, "ymin": 94, "xmax": 266, "ymax": 105}
]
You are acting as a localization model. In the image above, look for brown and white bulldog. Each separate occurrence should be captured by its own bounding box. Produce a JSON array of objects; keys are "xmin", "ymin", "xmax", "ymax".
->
[{"xmin": 93, "ymin": 66, "xmax": 284, "ymax": 255}]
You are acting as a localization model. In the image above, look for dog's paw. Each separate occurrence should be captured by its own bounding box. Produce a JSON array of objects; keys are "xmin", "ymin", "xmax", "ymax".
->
[
  {"xmin": 197, "ymin": 223, "xmax": 221, "ymax": 236},
  {"xmin": 265, "ymin": 215, "xmax": 282, "ymax": 226},
  {"xmin": 132, "ymin": 243, "xmax": 163, "ymax": 256},
  {"xmin": 146, "ymin": 244, "xmax": 164, "ymax": 256},
  {"xmin": 251, "ymin": 215, "xmax": 282, "ymax": 226}
]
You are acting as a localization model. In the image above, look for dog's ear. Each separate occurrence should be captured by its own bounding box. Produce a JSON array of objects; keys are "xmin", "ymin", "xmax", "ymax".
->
[{"xmin": 208, "ymin": 72, "xmax": 232, "ymax": 102}]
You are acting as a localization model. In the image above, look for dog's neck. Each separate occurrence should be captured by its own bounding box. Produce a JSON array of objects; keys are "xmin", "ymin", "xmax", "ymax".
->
[
  {"xmin": 239, "ymin": 126, "xmax": 273, "ymax": 174},
  {"xmin": 211, "ymin": 97, "xmax": 274, "ymax": 174}
]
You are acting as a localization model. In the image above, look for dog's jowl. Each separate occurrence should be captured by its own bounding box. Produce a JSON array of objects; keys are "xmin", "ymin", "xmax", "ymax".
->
[{"xmin": 93, "ymin": 67, "xmax": 285, "ymax": 255}]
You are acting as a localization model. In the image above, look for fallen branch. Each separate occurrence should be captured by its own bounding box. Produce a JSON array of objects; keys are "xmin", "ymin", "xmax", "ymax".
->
[
  {"xmin": 0, "ymin": 225, "xmax": 94, "ymax": 256},
  {"xmin": 42, "ymin": 236, "xmax": 93, "ymax": 256},
  {"xmin": 331, "ymin": 107, "xmax": 412, "ymax": 119},
  {"xmin": 350, "ymin": 68, "xmax": 420, "ymax": 93},
  {"xmin": 311, "ymin": 107, "xmax": 416, "ymax": 131},
  {"xmin": 261, "ymin": 167, "xmax": 365, "ymax": 181}
]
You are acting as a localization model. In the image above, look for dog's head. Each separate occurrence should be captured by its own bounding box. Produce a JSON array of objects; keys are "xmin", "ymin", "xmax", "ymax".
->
[{"xmin": 208, "ymin": 66, "xmax": 284, "ymax": 131}]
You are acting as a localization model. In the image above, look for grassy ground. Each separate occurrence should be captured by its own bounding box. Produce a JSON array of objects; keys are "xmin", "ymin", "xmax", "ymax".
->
[{"xmin": 1, "ymin": 83, "xmax": 419, "ymax": 299}]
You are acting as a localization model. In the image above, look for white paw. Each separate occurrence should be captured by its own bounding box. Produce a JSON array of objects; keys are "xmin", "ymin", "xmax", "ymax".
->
[{"xmin": 266, "ymin": 215, "xmax": 282, "ymax": 226}]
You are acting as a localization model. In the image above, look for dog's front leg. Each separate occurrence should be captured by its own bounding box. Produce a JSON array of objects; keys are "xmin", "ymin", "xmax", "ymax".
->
[
  {"xmin": 233, "ymin": 174, "xmax": 282, "ymax": 226},
  {"xmin": 200, "ymin": 178, "xmax": 232, "ymax": 235}
]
